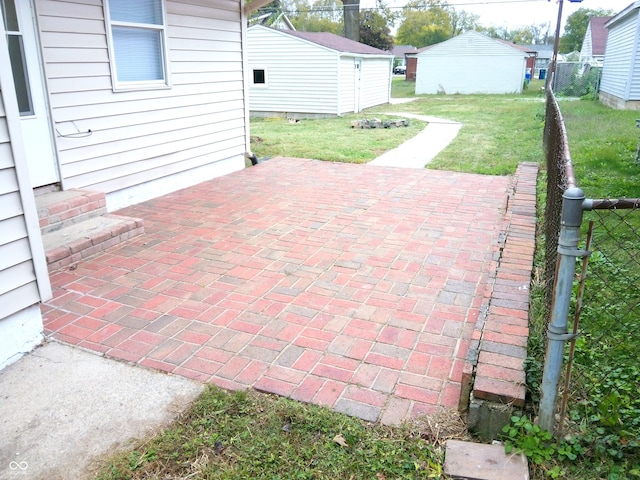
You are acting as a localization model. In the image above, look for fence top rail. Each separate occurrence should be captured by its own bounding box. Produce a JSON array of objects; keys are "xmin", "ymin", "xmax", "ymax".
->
[
  {"xmin": 547, "ymin": 85, "xmax": 577, "ymax": 189},
  {"xmin": 585, "ymin": 198, "xmax": 640, "ymax": 210}
]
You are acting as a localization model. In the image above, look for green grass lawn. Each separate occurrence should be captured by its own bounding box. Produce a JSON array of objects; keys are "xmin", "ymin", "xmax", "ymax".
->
[
  {"xmin": 251, "ymin": 80, "xmax": 547, "ymax": 176},
  {"xmin": 95, "ymin": 387, "xmax": 449, "ymax": 480},
  {"xmin": 250, "ymin": 114, "xmax": 426, "ymax": 164}
]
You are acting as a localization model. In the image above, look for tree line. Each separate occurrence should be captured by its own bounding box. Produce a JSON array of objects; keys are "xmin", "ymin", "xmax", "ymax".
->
[{"xmin": 251, "ymin": 0, "xmax": 614, "ymax": 54}]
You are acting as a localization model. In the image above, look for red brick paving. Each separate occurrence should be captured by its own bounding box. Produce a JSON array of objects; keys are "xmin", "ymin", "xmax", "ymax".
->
[{"xmin": 43, "ymin": 157, "xmax": 513, "ymax": 423}]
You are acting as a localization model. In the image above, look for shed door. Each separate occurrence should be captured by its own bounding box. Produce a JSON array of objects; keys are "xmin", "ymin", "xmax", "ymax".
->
[
  {"xmin": 354, "ymin": 58, "xmax": 362, "ymax": 113},
  {"xmin": 2, "ymin": 0, "xmax": 58, "ymax": 187}
]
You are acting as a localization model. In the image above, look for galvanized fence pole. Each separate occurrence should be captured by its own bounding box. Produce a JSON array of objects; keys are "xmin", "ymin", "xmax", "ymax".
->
[{"xmin": 539, "ymin": 187, "xmax": 587, "ymax": 432}]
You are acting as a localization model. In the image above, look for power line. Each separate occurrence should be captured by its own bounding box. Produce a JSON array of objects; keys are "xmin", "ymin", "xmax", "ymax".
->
[{"xmin": 274, "ymin": 0, "xmax": 550, "ymax": 15}]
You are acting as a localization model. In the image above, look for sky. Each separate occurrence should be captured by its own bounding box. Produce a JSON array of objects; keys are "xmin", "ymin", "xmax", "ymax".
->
[{"xmin": 364, "ymin": 0, "xmax": 634, "ymax": 33}]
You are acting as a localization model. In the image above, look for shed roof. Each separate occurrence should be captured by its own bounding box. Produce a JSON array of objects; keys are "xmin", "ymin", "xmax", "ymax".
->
[
  {"xmin": 588, "ymin": 16, "xmax": 612, "ymax": 55},
  {"xmin": 496, "ymin": 40, "xmax": 537, "ymax": 55},
  {"xmin": 276, "ymin": 28, "xmax": 392, "ymax": 55}
]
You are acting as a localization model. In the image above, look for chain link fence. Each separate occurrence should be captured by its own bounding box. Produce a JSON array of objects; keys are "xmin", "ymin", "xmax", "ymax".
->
[
  {"xmin": 542, "ymin": 86, "xmax": 575, "ymax": 311},
  {"xmin": 552, "ymin": 62, "xmax": 602, "ymax": 98},
  {"xmin": 542, "ymin": 85, "xmax": 640, "ymax": 468}
]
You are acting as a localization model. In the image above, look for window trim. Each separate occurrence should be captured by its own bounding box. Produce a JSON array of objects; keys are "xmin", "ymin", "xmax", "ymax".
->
[
  {"xmin": 103, "ymin": 0, "xmax": 171, "ymax": 92},
  {"xmin": 251, "ymin": 67, "xmax": 268, "ymax": 88}
]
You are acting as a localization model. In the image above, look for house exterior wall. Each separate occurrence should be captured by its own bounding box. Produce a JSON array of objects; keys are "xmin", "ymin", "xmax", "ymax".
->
[
  {"xmin": 406, "ymin": 56, "xmax": 417, "ymax": 81},
  {"xmin": 35, "ymin": 0, "xmax": 247, "ymax": 210},
  {"xmin": 600, "ymin": 11, "xmax": 639, "ymax": 102},
  {"xmin": 415, "ymin": 32, "xmax": 526, "ymax": 95},
  {"xmin": 247, "ymin": 26, "xmax": 339, "ymax": 115},
  {"xmin": 0, "ymin": 27, "xmax": 51, "ymax": 369},
  {"xmin": 580, "ymin": 22, "xmax": 594, "ymax": 64},
  {"xmin": 358, "ymin": 56, "xmax": 392, "ymax": 110}
]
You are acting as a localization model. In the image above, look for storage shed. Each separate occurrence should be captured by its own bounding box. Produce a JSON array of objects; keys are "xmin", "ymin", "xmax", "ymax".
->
[
  {"xmin": 415, "ymin": 31, "xmax": 528, "ymax": 95},
  {"xmin": 600, "ymin": 2, "xmax": 640, "ymax": 109},
  {"xmin": 247, "ymin": 25, "xmax": 393, "ymax": 116}
]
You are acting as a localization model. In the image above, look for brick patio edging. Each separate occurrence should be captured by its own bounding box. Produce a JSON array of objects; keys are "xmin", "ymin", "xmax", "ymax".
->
[{"xmin": 460, "ymin": 162, "xmax": 538, "ymax": 437}]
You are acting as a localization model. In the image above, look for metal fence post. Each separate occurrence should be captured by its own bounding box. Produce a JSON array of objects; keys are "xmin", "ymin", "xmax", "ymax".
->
[{"xmin": 539, "ymin": 187, "xmax": 586, "ymax": 432}]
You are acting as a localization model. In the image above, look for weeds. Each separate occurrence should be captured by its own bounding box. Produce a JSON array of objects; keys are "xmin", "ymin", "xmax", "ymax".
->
[{"xmin": 94, "ymin": 386, "xmax": 445, "ymax": 479}]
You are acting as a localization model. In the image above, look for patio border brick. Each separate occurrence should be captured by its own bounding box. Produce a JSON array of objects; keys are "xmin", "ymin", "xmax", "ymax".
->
[{"xmin": 461, "ymin": 162, "xmax": 537, "ymax": 411}]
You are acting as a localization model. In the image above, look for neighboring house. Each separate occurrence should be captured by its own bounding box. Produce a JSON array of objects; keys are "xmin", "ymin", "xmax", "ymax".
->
[
  {"xmin": 247, "ymin": 25, "xmax": 393, "ymax": 117},
  {"xmin": 522, "ymin": 44, "xmax": 553, "ymax": 77},
  {"xmin": 580, "ymin": 16, "xmax": 611, "ymax": 68},
  {"xmin": 405, "ymin": 45, "xmax": 432, "ymax": 82},
  {"xmin": 390, "ymin": 45, "xmax": 417, "ymax": 67},
  {"xmin": 415, "ymin": 31, "xmax": 528, "ymax": 95},
  {"xmin": 497, "ymin": 40, "xmax": 537, "ymax": 79},
  {"xmin": 600, "ymin": 2, "xmax": 640, "ymax": 109},
  {"xmin": 249, "ymin": 11, "xmax": 296, "ymax": 30},
  {"xmin": 0, "ymin": 0, "xmax": 266, "ymax": 369}
]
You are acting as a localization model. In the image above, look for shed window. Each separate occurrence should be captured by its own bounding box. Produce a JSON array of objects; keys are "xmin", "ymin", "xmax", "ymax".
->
[
  {"xmin": 252, "ymin": 69, "xmax": 266, "ymax": 85},
  {"xmin": 105, "ymin": 0, "xmax": 170, "ymax": 90}
]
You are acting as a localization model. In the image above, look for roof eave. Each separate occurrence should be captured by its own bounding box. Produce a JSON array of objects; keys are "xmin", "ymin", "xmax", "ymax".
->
[{"xmin": 245, "ymin": 0, "xmax": 274, "ymax": 14}]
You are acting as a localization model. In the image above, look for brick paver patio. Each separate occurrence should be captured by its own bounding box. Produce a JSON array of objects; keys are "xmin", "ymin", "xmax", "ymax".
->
[{"xmin": 43, "ymin": 158, "xmax": 511, "ymax": 424}]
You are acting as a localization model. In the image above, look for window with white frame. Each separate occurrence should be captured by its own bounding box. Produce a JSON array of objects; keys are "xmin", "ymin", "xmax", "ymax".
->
[{"xmin": 105, "ymin": 0, "xmax": 170, "ymax": 89}]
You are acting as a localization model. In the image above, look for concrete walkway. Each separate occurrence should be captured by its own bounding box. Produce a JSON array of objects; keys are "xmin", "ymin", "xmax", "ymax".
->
[
  {"xmin": 0, "ymin": 341, "xmax": 203, "ymax": 480},
  {"xmin": 369, "ymin": 113, "xmax": 462, "ymax": 169}
]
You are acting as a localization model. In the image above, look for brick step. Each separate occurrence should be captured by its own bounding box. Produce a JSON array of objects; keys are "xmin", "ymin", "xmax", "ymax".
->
[
  {"xmin": 36, "ymin": 189, "xmax": 107, "ymax": 235},
  {"xmin": 43, "ymin": 214, "xmax": 144, "ymax": 272}
]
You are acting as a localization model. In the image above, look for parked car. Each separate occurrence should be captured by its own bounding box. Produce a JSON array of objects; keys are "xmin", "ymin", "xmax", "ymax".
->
[{"xmin": 393, "ymin": 65, "xmax": 406, "ymax": 75}]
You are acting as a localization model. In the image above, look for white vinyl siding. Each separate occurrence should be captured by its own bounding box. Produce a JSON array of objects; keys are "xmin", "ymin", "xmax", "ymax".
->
[
  {"xmin": 416, "ymin": 31, "xmax": 526, "ymax": 95},
  {"xmin": 338, "ymin": 57, "xmax": 355, "ymax": 114},
  {"xmin": 247, "ymin": 26, "xmax": 339, "ymax": 115},
  {"xmin": 359, "ymin": 57, "xmax": 392, "ymax": 110},
  {"xmin": 580, "ymin": 22, "xmax": 593, "ymax": 64},
  {"xmin": 0, "ymin": 81, "xmax": 41, "ymax": 319},
  {"xmin": 36, "ymin": 0, "xmax": 246, "ymax": 194},
  {"xmin": 247, "ymin": 25, "xmax": 392, "ymax": 116},
  {"xmin": 601, "ymin": 14, "xmax": 638, "ymax": 99}
]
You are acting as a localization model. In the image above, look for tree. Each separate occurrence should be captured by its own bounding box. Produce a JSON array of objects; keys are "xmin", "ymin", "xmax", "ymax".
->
[
  {"xmin": 395, "ymin": 0, "xmax": 453, "ymax": 48},
  {"xmin": 560, "ymin": 8, "xmax": 614, "ymax": 53},
  {"xmin": 477, "ymin": 23, "xmax": 552, "ymax": 45},
  {"xmin": 449, "ymin": 9, "xmax": 479, "ymax": 36},
  {"xmin": 287, "ymin": 0, "xmax": 343, "ymax": 33},
  {"xmin": 341, "ymin": 0, "xmax": 359, "ymax": 41},
  {"xmin": 359, "ymin": 10, "xmax": 393, "ymax": 50}
]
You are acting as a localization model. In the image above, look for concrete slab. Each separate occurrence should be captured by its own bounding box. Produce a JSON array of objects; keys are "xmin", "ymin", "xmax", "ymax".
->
[
  {"xmin": 444, "ymin": 440, "xmax": 529, "ymax": 480},
  {"xmin": 0, "ymin": 341, "xmax": 203, "ymax": 480}
]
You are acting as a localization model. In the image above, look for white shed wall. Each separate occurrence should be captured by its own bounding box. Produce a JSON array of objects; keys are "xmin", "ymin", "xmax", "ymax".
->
[
  {"xmin": 601, "ymin": 13, "xmax": 638, "ymax": 100},
  {"xmin": 359, "ymin": 57, "xmax": 392, "ymax": 110},
  {"xmin": 247, "ymin": 27, "xmax": 339, "ymax": 115},
  {"xmin": 415, "ymin": 32, "xmax": 526, "ymax": 95},
  {"xmin": 338, "ymin": 57, "xmax": 356, "ymax": 114},
  {"xmin": 36, "ymin": 0, "xmax": 247, "ymax": 204}
]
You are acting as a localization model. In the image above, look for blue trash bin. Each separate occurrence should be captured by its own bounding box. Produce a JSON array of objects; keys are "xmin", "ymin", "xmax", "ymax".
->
[{"xmin": 539, "ymin": 69, "xmax": 547, "ymax": 80}]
